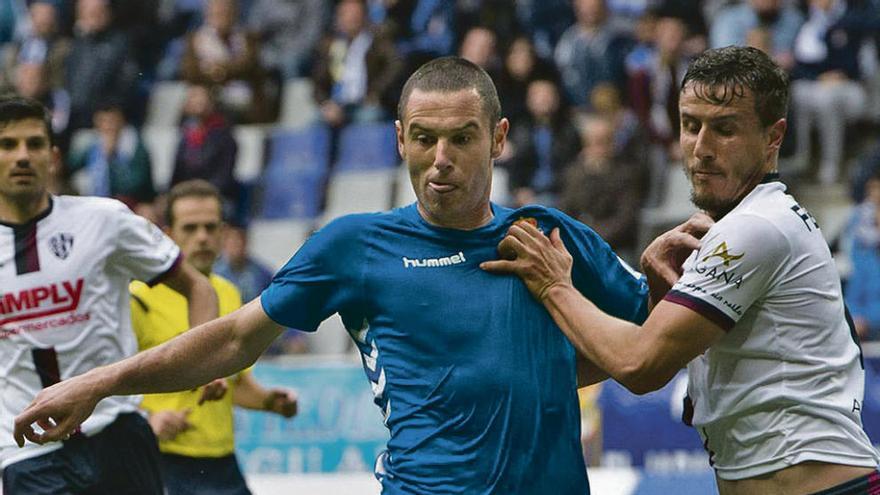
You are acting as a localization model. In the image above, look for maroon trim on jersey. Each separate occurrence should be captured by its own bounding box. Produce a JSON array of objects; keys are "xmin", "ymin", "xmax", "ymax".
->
[
  {"xmin": 146, "ymin": 252, "xmax": 183, "ymax": 287},
  {"xmin": 664, "ymin": 290, "xmax": 736, "ymax": 332},
  {"xmin": 31, "ymin": 347, "xmax": 61, "ymax": 388},
  {"xmin": 14, "ymin": 222, "xmax": 40, "ymax": 275}
]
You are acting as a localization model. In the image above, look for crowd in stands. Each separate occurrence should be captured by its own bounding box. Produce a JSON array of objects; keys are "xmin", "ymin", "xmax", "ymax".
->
[{"xmin": 1, "ymin": 0, "xmax": 879, "ymax": 348}]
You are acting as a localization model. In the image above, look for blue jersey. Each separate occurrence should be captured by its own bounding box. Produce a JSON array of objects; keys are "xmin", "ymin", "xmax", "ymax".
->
[{"xmin": 261, "ymin": 203, "xmax": 648, "ymax": 494}]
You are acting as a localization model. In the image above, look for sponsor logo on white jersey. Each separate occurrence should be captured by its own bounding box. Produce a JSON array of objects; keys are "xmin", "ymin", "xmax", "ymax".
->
[{"xmin": 0, "ymin": 279, "xmax": 85, "ymax": 325}]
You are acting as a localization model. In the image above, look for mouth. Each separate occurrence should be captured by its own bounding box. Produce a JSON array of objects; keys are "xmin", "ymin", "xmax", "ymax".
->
[{"xmin": 428, "ymin": 181, "xmax": 457, "ymax": 193}]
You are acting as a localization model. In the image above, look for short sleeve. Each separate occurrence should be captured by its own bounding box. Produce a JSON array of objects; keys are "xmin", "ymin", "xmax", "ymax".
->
[
  {"xmin": 109, "ymin": 203, "xmax": 181, "ymax": 284},
  {"xmin": 260, "ymin": 216, "xmax": 365, "ymax": 332},
  {"xmin": 665, "ymin": 213, "xmax": 786, "ymax": 331},
  {"xmin": 555, "ymin": 211, "xmax": 649, "ymax": 324}
]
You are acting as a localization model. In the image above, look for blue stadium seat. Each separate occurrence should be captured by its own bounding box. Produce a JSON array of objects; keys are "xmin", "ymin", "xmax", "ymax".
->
[
  {"xmin": 334, "ymin": 122, "xmax": 400, "ymax": 172},
  {"xmin": 259, "ymin": 125, "xmax": 332, "ymax": 219}
]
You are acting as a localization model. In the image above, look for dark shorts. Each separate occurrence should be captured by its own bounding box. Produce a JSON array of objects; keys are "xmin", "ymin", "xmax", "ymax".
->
[
  {"xmin": 160, "ymin": 452, "xmax": 251, "ymax": 495},
  {"xmin": 810, "ymin": 470, "xmax": 880, "ymax": 495},
  {"xmin": 2, "ymin": 412, "xmax": 164, "ymax": 495}
]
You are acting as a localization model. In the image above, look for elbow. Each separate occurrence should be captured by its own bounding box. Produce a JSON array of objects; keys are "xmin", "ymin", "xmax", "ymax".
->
[{"xmin": 617, "ymin": 360, "xmax": 675, "ymax": 396}]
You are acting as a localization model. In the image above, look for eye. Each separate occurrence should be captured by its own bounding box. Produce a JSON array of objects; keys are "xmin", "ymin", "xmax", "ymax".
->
[
  {"xmin": 0, "ymin": 138, "xmax": 17, "ymax": 150},
  {"xmin": 681, "ymin": 120, "xmax": 700, "ymax": 134},
  {"xmin": 715, "ymin": 124, "xmax": 735, "ymax": 136},
  {"xmin": 453, "ymin": 134, "xmax": 472, "ymax": 146},
  {"xmin": 413, "ymin": 134, "xmax": 435, "ymax": 146},
  {"xmin": 26, "ymin": 137, "xmax": 48, "ymax": 150}
]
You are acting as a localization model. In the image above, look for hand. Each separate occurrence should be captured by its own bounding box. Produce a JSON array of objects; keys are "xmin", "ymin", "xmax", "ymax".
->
[
  {"xmin": 320, "ymin": 101, "xmax": 345, "ymax": 127},
  {"xmin": 148, "ymin": 409, "xmax": 192, "ymax": 441},
  {"xmin": 481, "ymin": 223, "xmax": 574, "ymax": 303},
  {"xmin": 13, "ymin": 372, "xmax": 104, "ymax": 447},
  {"xmin": 197, "ymin": 378, "xmax": 228, "ymax": 405},
  {"xmin": 263, "ymin": 388, "xmax": 298, "ymax": 418},
  {"xmin": 640, "ymin": 212, "xmax": 713, "ymax": 301}
]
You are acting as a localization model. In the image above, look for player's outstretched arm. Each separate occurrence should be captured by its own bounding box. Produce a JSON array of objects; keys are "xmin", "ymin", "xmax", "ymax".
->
[
  {"xmin": 234, "ymin": 371, "xmax": 298, "ymax": 418},
  {"xmin": 13, "ymin": 298, "xmax": 282, "ymax": 447},
  {"xmin": 482, "ymin": 222, "xmax": 724, "ymax": 394}
]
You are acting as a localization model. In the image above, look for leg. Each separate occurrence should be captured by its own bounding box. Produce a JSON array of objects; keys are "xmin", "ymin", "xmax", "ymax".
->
[
  {"xmin": 2, "ymin": 450, "xmax": 80, "ymax": 495},
  {"xmin": 161, "ymin": 453, "xmax": 252, "ymax": 495},
  {"xmin": 791, "ymin": 80, "xmax": 818, "ymax": 173},
  {"xmin": 92, "ymin": 413, "xmax": 164, "ymax": 495}
]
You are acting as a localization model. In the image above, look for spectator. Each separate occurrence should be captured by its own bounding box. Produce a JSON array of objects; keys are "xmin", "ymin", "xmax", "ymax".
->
[
  {"xmin": 181, "ymin": 0, "xmax": 271, "ymax": 123},
  {"xmin": 515, "ymin": 0, "xmax": 575, "ymax": 59},
  {"xmin": 246, "ymin": 0, "xmax": 327, "ymax": 80},
  {"xmin": 65, "ymin": 0, "xmax": 139, "ymax": 131},
  {"xmin": 378, "ymin": 0, "xmax": 455, "ymax": 67},
  {"xmin": 844, "ymin": 172, "xmax": 880, "ymax": 340},
  {"xmin": 709, "ymin": 0, "xmax": 804, "ymax": 71},
  {"xmin": 458, "ymin": 26, "xmax": 500, "ymax": 76},
  {"xmin": 312, "ymin": 0, "xmax": 403, "ymax": 128},
  {"xmin": 495, "ymin": 35, "xmax": 560, "ymax": 127},
  {"xmin": 171, "ymin": 83, "xmax": 241, "ymax": 216},
  {"xmin": 1, "ymin": 0, "xmax": 70, "ymax": 92},
  {"xmin": 626, "ymin": 10, "xmax": 691, "ymax": 160},
  {"xmin": 559, "ymin": 115, "xmax": 642, "ymax": 262},
  {"xmin": 790, "ymin": 0, "xmax": 880, "ymax": 184},
  {"xmin": 67, "ymin": 103, "xmax": 155, "ymax": 211},
  {"xmin": 502, "ymin": 78, "xmax": 581, "ymax": 207},
  {"xmin": 554, "ymin": 0, "xmax": 634, "ymax": 109}
]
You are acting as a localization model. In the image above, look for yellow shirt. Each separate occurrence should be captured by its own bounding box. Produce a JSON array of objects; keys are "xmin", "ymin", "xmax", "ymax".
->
[{"xmin": 130, "ymin": 274, "xmax": 243, "ymax": 458}]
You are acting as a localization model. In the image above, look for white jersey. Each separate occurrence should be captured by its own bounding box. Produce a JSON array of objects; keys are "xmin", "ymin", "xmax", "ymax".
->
[
  {"xmin": 666, "ymin": 177, "xmax": 880, "ymax": 480},
  {"xmin": 0, "ymin": 196, "xmax": 180, "ymax": 469}
]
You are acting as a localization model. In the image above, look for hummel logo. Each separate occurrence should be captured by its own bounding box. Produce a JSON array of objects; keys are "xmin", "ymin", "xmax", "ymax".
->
[{"xmin": 402, "ymin": 252, "xmax": 466, "ymax": 268}]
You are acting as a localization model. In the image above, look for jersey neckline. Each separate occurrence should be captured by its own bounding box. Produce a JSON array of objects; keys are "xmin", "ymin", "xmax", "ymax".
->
[{"xmin": 0, "ymin": 196, "xmax": 54, "ymax": 229}]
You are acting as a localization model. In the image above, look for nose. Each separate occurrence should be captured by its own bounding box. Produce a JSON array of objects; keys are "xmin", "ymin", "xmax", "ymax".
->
[
  {"xmin": 12, "ymin": 142, "xmax": 30, "ymax": 163},
  {"xmin": 433, "ymin": 139, "xmax": 453, "ymax": 171},
  {"xmin": 692, "ymin": 127, "xmax": 715, "ymax": 163}
]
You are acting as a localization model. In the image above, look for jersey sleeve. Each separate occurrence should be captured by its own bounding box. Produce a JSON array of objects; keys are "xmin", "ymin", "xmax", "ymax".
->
[
  {"xmin": 260, "ymin": 216, "xmax": 365, "ymax": 332},
  {"xmin": 555, "ymin": 211, "xmax": 649, "ymax": 324},
  {"xmin": 109, "ymin": 202, "xmax": 181, "ymax": 284},
  {"xmin": 665, "ymin": 213, "xmax": 787, "ymax": 331}
]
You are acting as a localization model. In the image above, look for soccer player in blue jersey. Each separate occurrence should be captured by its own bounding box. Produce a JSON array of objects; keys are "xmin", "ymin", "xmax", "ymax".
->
[{"xmin": 13, "ymin": 57, "xmax": 688, "ymax": 494}]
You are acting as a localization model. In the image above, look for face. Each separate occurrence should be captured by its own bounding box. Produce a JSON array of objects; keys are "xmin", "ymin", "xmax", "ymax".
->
[
  {"xmin": 526, "ymin": 80, "xmax": 559, "ymax": 121},
  {"xmin": 0, "ymin": 118, "xmax": 56, "ymax": 205},
  {"xmin": 866, "ymin": 178, "xmax": 880, "ymax": 208},
  {"xmin": 169, "ymin": 196, "xmax": 223, "ymax": 275},
  {"xmin": 506, "ymin": 38, "xmax": 534, "ymax": 79},
  {"xmin": 583, "ymin": 119, "xmax": 614, "ymax": 163},
  {"xmin": 336, "ymin": 0, "xmax": 366, "ymax": 38},
  {"xmin": 655, "ymin": 17, "xmax": 685, "ymax": 56},
  {"xmin": 93, "ymin": 109, "xmax": 125, "ymax": 136},
  {"xmin": 13, "ymin": 63, "xmax": 47, "ymax": 98},
  {"xmin": 460, "ymin": 28, "xmax": 496, "ymax": 69},
  {"xmin": 397, "ymin": 88, "xmax": 508, "ymax": 230},
  {"xmin": 575, "ymin": 0, "xmax": 606, "ymax": 26},
  {"xmin": 30, "ymin": 3, "xmax": 57, "ymax": 37},
  {"xmin": 679, "ymin": 83, "xmax": 785, "ymax": 218},
  {"xmin": 76, "ymin": 0, "xmax": 110, "ymax": 33},
  {"xmin": 206, "ymin": 0, "xmax": 236, "ymax": 34},
  {"xmin": 222, "ymin": 226, "xmax": 247, "ymax": 263},
  {"xmin": 184, "ymin": 86, "xmax": 213, "ymax": 118}
]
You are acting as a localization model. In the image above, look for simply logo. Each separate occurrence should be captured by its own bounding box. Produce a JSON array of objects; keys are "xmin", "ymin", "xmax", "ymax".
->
[{"xmin": 402, "ymin": 252, "xmax": 466, "ymax": 268}]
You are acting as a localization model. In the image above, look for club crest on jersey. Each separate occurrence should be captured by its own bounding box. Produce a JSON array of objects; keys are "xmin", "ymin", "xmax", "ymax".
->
[
  {"xmin": 701, "ymin": 241, "xmax": 743, "ymax": 267},
  {"xmin": 49, "ymin": 233, "xmax": 74, "ymax": 260}
]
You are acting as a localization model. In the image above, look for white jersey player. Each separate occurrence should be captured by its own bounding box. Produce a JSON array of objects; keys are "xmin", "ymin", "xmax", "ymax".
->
[
  {"xmin": 0, "ymin": 95, "xmax": 218, "ymax": 495},
  {"xmin": 483, "ymin": 46, "xmax": 880, "ymax": 494},
  {"xmin": 668, "ymin": 175, "xmax": 880, "ymax": 479}
]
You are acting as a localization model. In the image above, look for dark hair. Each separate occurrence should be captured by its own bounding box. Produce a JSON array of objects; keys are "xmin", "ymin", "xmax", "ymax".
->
[
  {"xmin": 0, "ymin": 95, "xmax": 54, "ymax": 146},
  {"xmin": 397, "ymin": 56, "xmax": 501, "ymax": 129},
  {"xmin": 681, "ymin": 46, "xmax": 789, "ymax": 128},
  {"xmin": 166, "ymin": 179, "xmax": 222, "ymax": 226}
]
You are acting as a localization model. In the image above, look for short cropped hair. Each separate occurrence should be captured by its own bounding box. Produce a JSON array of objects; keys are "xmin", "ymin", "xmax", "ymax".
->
[
  {"xmin": 166, "ymin": 179, "xmax": 223, "ymax": 226},
  {"xmin": 681, "ymin": 46, "xmax": 789, "ymax": 128},
  {"xmin": 397, "ymin": 56, "xmax": 501, "ymax": 129},
  {"xmin": 0, "ymin": 95, "xmax": 54, "ymax": 145}
]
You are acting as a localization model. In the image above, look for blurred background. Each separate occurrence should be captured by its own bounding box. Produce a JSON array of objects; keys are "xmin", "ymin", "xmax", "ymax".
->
[{"xmin": 1, "ymin": 0, "xmax": 879, "ymax": 492}]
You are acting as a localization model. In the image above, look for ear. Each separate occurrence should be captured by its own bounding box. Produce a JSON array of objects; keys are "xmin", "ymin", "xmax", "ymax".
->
[
  {"xmin": 49, "ymin": 145, "xmax": 61, "ymax": 176},
  {"xmin": 395, "ymin": 120, "xmax": 406, "ymax": 161},
  {"xmin": 766, "ymin": 117, "xmax": 787, "ymax": 156},
  {"xmin": 490, "ymin": 118, "xmax": 510, "ymax": 159}
]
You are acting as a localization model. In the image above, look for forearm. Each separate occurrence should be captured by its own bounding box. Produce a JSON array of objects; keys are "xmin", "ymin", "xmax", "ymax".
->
[
  {"xmin": 233, "ymin": 372, "xmax": 270, "ymax": 411},
  {"xmin": 101, "ymin": 300, "xmax": 280, "ymax": 398},
  {"xmin": 543, "ymin": 285, "xmax": 659, "ymax": 394}
]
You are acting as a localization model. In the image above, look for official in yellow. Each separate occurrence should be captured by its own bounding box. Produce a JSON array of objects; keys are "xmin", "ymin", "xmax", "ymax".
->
[{"xmin": 131, "ymin": 180, "xmax": 297, "ymax": 495}]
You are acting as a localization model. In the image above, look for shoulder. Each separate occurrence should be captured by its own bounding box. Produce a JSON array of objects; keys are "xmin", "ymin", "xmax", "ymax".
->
[
  {"xmin": 315, "ymin": 211, "xmax": 391, "ymax": 239},
  {"xmin": 707, "ymin": 210, "xmax": 789, "ymax": 265},
  {"xmin": 54, "ymin": 195, "xmax": 134, "ymax": 223}
]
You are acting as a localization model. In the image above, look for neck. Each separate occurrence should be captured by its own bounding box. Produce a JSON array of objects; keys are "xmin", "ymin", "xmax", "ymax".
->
[
  {"xmin": 0, "ymin": 193, "xmax": 50, "ymax": 224},
  {"xmin": 417, "ymin": 202, "xmax": 494, "ymax": 231}
]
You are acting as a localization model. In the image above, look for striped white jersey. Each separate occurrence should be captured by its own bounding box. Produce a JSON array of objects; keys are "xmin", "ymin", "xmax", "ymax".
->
[{"xmin": 0, "ymin": 196, "xmax": 179, "ymax": 469}]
